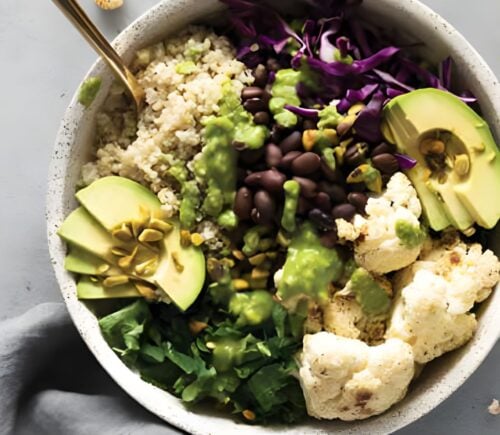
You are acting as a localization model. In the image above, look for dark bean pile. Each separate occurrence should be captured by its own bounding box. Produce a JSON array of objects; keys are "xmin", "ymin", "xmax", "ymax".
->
[{"xmin": 233, "ymin": 60, "xmax": 402, "ymax": 247}]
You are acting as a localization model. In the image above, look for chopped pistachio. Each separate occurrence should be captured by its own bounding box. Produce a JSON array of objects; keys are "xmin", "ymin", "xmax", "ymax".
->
[
  {"xmin": 454, "ymin": 154, "xmax": 470, "ymax": 176},
  {"xmin": 134, "ymin": 282, "xmax": 158, "ymax": 300},
  {"xmin": 232, "ymin": 250, "xmax": 245, "ymax": 261},
  {"xmin": 103, "ymin": 275, "xmax": 129, "ymax": 288},
  {"xmin": 242, "ymin": 410, "xmax": 256, "ymax": 421},
  {"xmin": 190, "ymin": 232, "xmax": 204, "ymax": 246},
  {"xmin": 251, "ymin": 267, "xmax": 270, "ymax": 280},
  {"xmin": 112, "ymin": 223, "xmax": 133, "ymax": 242},
  {"xmin": 149, "ymin": 218, "xmax": 173, "ymax": 233},
  {"xmin": 96, "ymin": 264, "xmax": 110, "ymax": 274},
  {"xmin": 249, "ymin": 253, "xmax": 267, "ymax": 266},
  {"xmin": 180, "ymin": 230, "xmax": 192, "ymax": 247},
  {"xmin": 171, "ymin": 251, "xmax": 184, "ymax": 272},
  {"xmin": 189, "ymin": 320, "xmax": 208, "ymax": 335},
  {"xmin": 111, "ymin": 247, "xmax": 130, "ymax": 257},
  {"xmin": 138, "ymin": 229, "xmax": 164, "ymax": 243},
  {"xmin": 232, "ymin": 278, "xmax": 250, "ymax": 291},
  {"xmin": 419, "ymin": 138, "xmax": 446, "ymax": 155}
]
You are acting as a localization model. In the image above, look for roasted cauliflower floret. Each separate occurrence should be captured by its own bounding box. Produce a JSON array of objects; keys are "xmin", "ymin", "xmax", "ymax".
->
[
  {"xmin": 336, "ymin": 172, "xmax": 426, "ymax": 274},
  {"xmin": 299, "ymin": 332, "xmax": 414, "ymax": 420},
  {"xmin": 386, "ymin": 240, "xmax": 500, "ymax": 363},
  {"xmin": 324, "ymin": 296, "xmax": 386, "ymax": 345}
]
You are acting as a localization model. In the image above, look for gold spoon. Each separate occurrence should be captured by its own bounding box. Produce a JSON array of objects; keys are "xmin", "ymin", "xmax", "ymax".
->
[{"xmin": 52, "ymin": 0, "xmax": 145, "ymax": 110}]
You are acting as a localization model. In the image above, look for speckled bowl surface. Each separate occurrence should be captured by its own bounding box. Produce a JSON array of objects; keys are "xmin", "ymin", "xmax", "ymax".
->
[{"xmin": 47, "ymin": 0, "xmax": 500, "ymax": 433}]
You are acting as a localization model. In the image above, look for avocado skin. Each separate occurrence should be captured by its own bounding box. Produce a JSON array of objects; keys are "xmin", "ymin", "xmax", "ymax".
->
[{"xmin": 383, "ymin": 88, "xmax": 500, "ymax": 231}]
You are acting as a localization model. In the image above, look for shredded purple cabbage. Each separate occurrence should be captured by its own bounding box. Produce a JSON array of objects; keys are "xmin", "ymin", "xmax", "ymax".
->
[
  {"xmin": 395, "ymin": 153, "xmax": 418, "ymax": 170},
  {"xmin": 284, "ymin": 104, "xmax": 320, "ymax": 118},
  {"xmin": 221, "ymin": 0, "xmax": 477, "ymax": 143}
]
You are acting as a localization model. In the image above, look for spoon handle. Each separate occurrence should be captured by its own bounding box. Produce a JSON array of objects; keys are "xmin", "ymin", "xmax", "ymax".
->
[{"xmin": 52, "ymin": 0, "xmax": 144, "ymax": 108}]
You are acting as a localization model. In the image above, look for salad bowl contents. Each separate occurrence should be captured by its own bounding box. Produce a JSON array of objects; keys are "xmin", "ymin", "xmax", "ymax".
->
[{"xmin": 49, "ymin": 0, "xmax": 500, "ymax": 432}]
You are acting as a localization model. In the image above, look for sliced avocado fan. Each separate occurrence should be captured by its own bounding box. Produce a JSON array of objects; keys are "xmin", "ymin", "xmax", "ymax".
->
[
  {"xmin": 58, "ymin": 176, "xmax": 206, "ymax": 311},
  {"xmin": 383, "ymin": 88, "xmax": 500, "ymax": 231}
]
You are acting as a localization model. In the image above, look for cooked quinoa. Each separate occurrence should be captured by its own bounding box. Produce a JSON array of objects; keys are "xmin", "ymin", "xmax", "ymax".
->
[{"xmin": 81, "ymin": 26, "xmax": 253, "ymax": 223}]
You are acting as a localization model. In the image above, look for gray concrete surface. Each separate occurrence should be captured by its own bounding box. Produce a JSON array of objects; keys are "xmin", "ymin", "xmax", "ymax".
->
[{"xmin": 0, "ymin": 0, "xmax": 498, "ymax": 433}]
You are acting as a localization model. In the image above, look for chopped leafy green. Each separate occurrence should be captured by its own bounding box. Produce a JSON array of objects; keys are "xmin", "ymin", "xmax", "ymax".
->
[{"xmin": 98, "ymin": 290, "xmax": 307, "ymax": 424}]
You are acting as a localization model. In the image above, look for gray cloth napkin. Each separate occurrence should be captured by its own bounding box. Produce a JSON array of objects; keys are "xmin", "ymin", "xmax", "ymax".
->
[{"xmin": 0, "ymin": 303, "xmax": 183, "ymax": 435}]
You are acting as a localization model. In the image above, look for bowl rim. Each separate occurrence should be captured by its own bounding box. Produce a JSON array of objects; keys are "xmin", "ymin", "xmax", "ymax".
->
[{"xmin": 47, "ymin": 0, "xmax": 500, "ymax": 434}]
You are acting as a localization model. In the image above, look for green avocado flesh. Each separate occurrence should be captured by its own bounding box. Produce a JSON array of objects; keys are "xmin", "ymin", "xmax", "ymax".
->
[
  {"xmin": 58, "ymin": 176, "xmax": 206, "ymax": 311},
  {"xmin": 277, "ymin": 223, "xmax": 344, "ymax": 308},
  {"xmin": 77, "ymin": 276, "xmax": 140, "ymax": 299},
  {"xmin": 64, "ymin": 245, "xmax": 119, "ymax": 276},
  {"xmin": 383, "ymin": 88, "xmax": 500, "ymax": 231},
  {"xmin": 76, "ymin": 176, "xmax": 162, "ymax": 231}
]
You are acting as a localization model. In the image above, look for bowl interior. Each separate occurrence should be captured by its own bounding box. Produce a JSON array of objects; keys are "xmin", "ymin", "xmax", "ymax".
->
[{"xmin": 46, "ymin": 0, "xmax": 500, "ymax": 434}]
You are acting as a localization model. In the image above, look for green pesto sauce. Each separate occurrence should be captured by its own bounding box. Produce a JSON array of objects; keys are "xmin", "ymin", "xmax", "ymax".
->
[
  {"xmin": 175, "ymin": 60, "xmax": 197, "ymax": 74},
  {"xmin": 350, "ymin": 268, "xmax": 391, "ymax": 316},
  {"xmin": 317, "ymin": 105, "xmax": 343, "ymax": 129},
  {"xmin": 168, "ymin": 164, "xmax": 200, "ymax": 229},
  {"xmin": 78, "ymin": 77, "xmax": 102, "ymax": 108},
  {"xmin": 195, "ymin": 83, "xmax": 268, "ymax": 227},
  {"xmin": 281, "ymin": 180, "xmax": 300, "ymax": 233},
  {"xmin": 269, "ymin": 69, "xmax": 301, "ymax": 128},
  {"xmin": 277, "ymin": 223, "xmax": 344, "ymax": 308},
  {"xmin": 229, "ymin": 290, "xmax": 274, "ymax": 327},
  {"xmin": 395, "ymin": 219, "xmax": 426, "ymax": 248}
]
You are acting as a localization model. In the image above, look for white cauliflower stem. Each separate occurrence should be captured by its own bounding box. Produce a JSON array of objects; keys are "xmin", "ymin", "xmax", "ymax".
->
[
  {"xmin": 299, "ymin": 332, "xmax": 414, "ymax": 420},
  {"xmin": 336, "ymin": 172, "xmax": 425, "ymax": 274},
  {"xmin": 386, "ymin": 239, "xmax": 500, "ymax": 363}
]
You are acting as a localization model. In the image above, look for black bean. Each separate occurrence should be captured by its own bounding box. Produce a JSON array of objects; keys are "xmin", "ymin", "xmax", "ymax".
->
[
  {"xmin": 244, "ymin": 169, "xmax": 286, "ymax": 194},
  {"xmin": 243, "ymin": 98, "xmax": 267, "ymax": 114},
  {"xmin": 297, "ymin": 196, "xmax": 314, "ymax": 215},
  {"xmin": 234, "ymin": 187, "xmax": 253, "ymax": 220},
  {"xmin": 241, "ymin": 86, "xmax": 264, "ymax": 101},
  {"xmin": 344, "ymin": 142, "xmax": 369, "ymax": 167},
  {"xmin": 261, "ymin": 90, "xmax": 272, "ymax": 105},
  {"xmin": 279, "ymin": 131, "xmax": 303, "ymax": 154},
  {"xmin": 254, "ymin": 111, "xmax": 270, "ymax": 125},
  {"xmin": 254, "ymin": 190, "xmax": 276, "ymax": 224},
  {"xmin": 238, "ymin": 148, "xmax": 264, "ymax": 166},
  {"xmin": 349, "ymin": 182, "xmax": 366, "ymax": 192},
  {"xmin": 319, "ymin": 182, "xmax": 347, "ymax": 204},
  {"xmin": 320, "ymin": 162, "xmax": 344, "ymax": 183},
  {"xmin": 347, "ymin": 192, "xmax": 368, "ymax": 214},
  {"xmin": 253, "ymin": 64, "xmax": 268, "ymax": 88},
  {"xmin": 382, "ymin": 173, "xmax": 392, "ymax": 185},
  {"xmin": 309, "ymin": 208, "xmax": 335, "ymax": 231},
  {"xmin": 293, "ymin": 176, "xmax": 317, "ymax": 199},
  {"xmin": 315, "ymin": 192, "xmax": 332, "ymax": 213},
  {"xmin": 332, "ymin": 203, "xmax": 357, "ymax": 221},
  {"xmin": 319, "ymin": 230, "xmax": 339, "ymax": 248},
  {"xmin": 370, "ymin": 142, "xmax": 395, "ymax": 157},
  {"xmin": 372, "ymin": 153, "xmax": 399, "ymax": 174},
  {"xmin": 237, "ymin": 167, "xmax": 247, "ymax": 183},
  {"xmin": 279, "ymin": 151, "xmax": 302, "ymax": 170},
  {"xmin": 303, "ymin": 119, "xmax": 317, "ymax": 130},
  {"xmin": 266, "ymin": 58, "xmax": 281, "ymax": 72},
  {"xmin": 291, "ymin": 152, "xmax": 321, "ymax": 176},
  {"xmin": 270, "ymin": 124, "xmax": 288, "ymax": 143},
  {"xmin": 265, "ymin": 144, "xmax": 282, "ymax": 167},
  {"xmin": 260, "ymin": 168, "xmax": 286, "ymax": 193}
]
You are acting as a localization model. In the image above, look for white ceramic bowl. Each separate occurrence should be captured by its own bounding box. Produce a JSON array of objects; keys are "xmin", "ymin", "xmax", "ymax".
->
[{"xmin": 47, "ymin": 0, "xmax": 500, "ymax": 433}]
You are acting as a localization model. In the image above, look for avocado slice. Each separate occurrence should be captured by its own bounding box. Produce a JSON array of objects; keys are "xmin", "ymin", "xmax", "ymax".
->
[
  {"xmin": 383, "ymin": 88, "xmax": 500, "ymax": 230},
  {"xmin": 76, "ymin": 176, "xmax": 162, "ymax": 231},
  {"xmin": 59, "ymin": 177, "xmax": 206, "ymax": 310},
  {"xmin": 65, "ymin": 245, "xmax": 120, "ymax": 276},
  {"xmin": 152, "ymin": 224, "xmax": 206, "ymax": 311},
  {"xmin": 77, "ymin": 276, "xmax": 140, "ymax": 299},
  {"xmin": 58, "ymin": 207, "xmax": 117, "ymax": 262}
]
